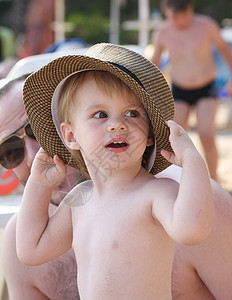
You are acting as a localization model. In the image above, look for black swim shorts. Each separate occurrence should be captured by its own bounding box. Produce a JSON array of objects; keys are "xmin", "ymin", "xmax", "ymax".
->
[{"xmin": 171, "ymin": 81, "xmax": 217, "ymax": 106}]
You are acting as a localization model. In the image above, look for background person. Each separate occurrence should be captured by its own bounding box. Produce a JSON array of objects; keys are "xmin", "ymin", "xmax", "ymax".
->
[{"xmin": 151, "ymin": 0, "xmax": 232, "ymax": 181}]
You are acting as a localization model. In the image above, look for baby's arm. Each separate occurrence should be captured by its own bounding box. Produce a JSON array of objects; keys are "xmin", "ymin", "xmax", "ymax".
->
[
  {"xmin": 16, "ymin": 148, "xmax": 73, "ymax": 265},
  {"xmin": 157, "ymin": 121, "xmax": 214, "ymax": 245}
]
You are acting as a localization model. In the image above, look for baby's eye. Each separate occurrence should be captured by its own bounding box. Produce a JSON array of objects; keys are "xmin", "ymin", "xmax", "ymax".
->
[
  {"xmin": 125, "ymin": 110, "xmax": 139, "ymax": 117},
  {"xmin": 93, "ymin": 111, "xmax": 108, "ymax": 118}
]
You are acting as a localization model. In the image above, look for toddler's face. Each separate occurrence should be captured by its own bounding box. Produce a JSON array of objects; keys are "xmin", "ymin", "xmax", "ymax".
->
[{"xmin": 63, "ymin": 75, "xmax": 154, "ymax": 175}]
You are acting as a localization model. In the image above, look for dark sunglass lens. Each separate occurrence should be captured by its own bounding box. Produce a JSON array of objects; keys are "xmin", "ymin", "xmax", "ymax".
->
[
  {"xmin": 0, "ymin": 136, "xmax": 24, "ymax": 169},
  {"xmin": 25, "ymin": 124, "xmax": 36, "ymax": 140}
]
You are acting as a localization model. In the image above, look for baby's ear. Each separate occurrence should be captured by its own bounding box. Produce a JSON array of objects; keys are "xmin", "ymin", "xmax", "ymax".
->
[{"xmin": 60, "ymin": 122, "xmax": 80, "ymax": 150}]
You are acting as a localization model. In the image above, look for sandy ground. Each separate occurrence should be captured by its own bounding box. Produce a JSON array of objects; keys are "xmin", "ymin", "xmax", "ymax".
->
[{"xmin": 188, "ymin": 99, "xmax": 232, "ymax": 194}]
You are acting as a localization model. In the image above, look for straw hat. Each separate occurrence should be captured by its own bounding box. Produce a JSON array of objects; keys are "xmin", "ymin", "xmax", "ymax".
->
[{"xmin": 23, "ymin": 43, "xmax": 174, "ymax": 175}]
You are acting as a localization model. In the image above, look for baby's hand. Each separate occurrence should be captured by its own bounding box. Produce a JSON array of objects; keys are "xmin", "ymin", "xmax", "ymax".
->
[
  {"xmin": 30, "ymin": 148, "xmax": 67, "ymax": 187},
  {"xmin": 161, "ymin": 120, "xmax": 197, "ymax": 167}
]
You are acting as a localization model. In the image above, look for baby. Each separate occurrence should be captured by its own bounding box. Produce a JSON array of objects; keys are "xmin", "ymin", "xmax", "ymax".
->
[{"xmin": 16, "ymin": 43, "xmax": 213, "ymax": 299}]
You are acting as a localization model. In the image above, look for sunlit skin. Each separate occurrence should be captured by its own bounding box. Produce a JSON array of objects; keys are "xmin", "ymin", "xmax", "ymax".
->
[
  {"xmin": 16, "ymin": 74, "xmax": 213, "ymax": 300},
  {"xmin": 157, "ymin": 165, "xmax": 232, "ymax": 300}
]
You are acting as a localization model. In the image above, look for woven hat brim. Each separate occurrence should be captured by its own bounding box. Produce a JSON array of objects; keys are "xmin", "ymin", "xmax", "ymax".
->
[{"xmin": 23, "ymin": 44, "xmax": 174, "ymax": 175}]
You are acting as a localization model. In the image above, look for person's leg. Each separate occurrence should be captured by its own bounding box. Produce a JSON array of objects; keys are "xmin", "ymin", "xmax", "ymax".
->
[
  {"xmin": 172, "ymin": 179, "xmax": 232, "ymax": 299},
  {"xmin": 174, "ymin": 101, "xmax": 191, "ymax": 131},
  {"xmin": 195, "ymin": 98, "xmax": 218, "ymax": 180},
  {"xmin": 2, "ymin": 211, "xmax": 79, "ymax": 300}
]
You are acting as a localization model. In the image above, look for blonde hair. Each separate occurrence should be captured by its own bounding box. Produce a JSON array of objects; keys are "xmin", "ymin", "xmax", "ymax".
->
[{"xmin": 58, "ymin": 70, "xmax": 153, "ymax": 178}]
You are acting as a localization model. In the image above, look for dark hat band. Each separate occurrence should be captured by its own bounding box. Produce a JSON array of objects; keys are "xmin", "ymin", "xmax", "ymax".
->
[{"xmin": 108, "ymin": 62, "xmax": 145, "ymax": 90}]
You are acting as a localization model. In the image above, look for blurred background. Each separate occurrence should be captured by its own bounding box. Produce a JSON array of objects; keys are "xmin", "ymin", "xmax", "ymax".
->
[
  {"xmin": 0, "ymin": 0, "xmax": 231, "ymax": 57},
  {"xmin": 0, "ymin": 0, "xmax": 231, "ymax": 95}
]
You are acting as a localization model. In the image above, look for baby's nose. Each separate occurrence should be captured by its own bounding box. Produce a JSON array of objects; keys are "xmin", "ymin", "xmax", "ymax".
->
[{"xmin": 107, "ymin": 119, "xmax": 127, "ymax": 132}]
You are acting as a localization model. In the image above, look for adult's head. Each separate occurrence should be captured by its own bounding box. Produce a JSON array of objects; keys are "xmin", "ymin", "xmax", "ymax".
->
[
  {"xmin": 0, "ymin": 50, "xmax": 88, "ymax": 199},
  {"xmin": 0, "ymin": 76, "xmax": 83, "ymax": 204},
  {"xmin": 0, "ymin": 76, "xmax": 39, "ymax": 185}
]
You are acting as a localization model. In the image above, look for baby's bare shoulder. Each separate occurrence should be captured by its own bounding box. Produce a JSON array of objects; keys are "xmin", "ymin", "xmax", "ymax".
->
[{"xmin": 144, "ymin": 175, "xmax": 179, "ymax": 197}]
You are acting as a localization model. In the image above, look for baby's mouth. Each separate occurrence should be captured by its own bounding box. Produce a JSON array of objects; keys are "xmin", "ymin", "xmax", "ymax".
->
[
  {"xmin": 106, "ymin": 141, "xmax": 128, "ymax": 148},
  {"xmin": 105, "ymin": 138, "xmax": 129, "ymax": 152}
]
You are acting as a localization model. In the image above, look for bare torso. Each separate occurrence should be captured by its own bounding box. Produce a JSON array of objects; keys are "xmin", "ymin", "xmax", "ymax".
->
[
  {"xmin": 70, "ymin": 179, "xmax": 174, "ymax": 300},
  {"xmin": 172, "ymin": 180, "xmax": 232, "ymax": 299},
  {"xmin": 158, "ymin": 166, "xmax": 232, "ymax": 299},
  {"xmin": 157, "ymin": 15, "xmax": 217, "ymax": 89}
]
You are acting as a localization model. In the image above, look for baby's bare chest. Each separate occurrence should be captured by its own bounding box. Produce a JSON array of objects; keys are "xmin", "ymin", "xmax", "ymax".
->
[
  {"xmin": 71, "ymin": 198, "xmax": 174, "ymax": 299},
  {"xmin": 72, "ymin": 198, "xmax": 168, "ymax": 257}
]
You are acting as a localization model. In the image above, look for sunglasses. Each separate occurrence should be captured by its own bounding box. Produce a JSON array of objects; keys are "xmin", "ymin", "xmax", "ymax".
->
[{"xmin": 0, "ymin": 121, "xmax": 36, "ymax": 169}]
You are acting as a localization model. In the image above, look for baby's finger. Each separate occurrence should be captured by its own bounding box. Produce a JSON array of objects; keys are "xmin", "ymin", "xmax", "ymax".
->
[
  {"xmin": 166, "ymin": 120, "xmax": 182, "ymax": 137},
  {"xmin": 166, "ymin": 120, "xmax": 178, "ymax": 128},
  {"xmin": 161, "ymin": 149, "xmax": 182, "ymax": 167},
  {"xmin": 53, "ymin": 155, "xmax": 67, "ymax": 176},
  {"xmin": 161, "ymin": 149, "xmax": 174, "ymax": 164}
]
